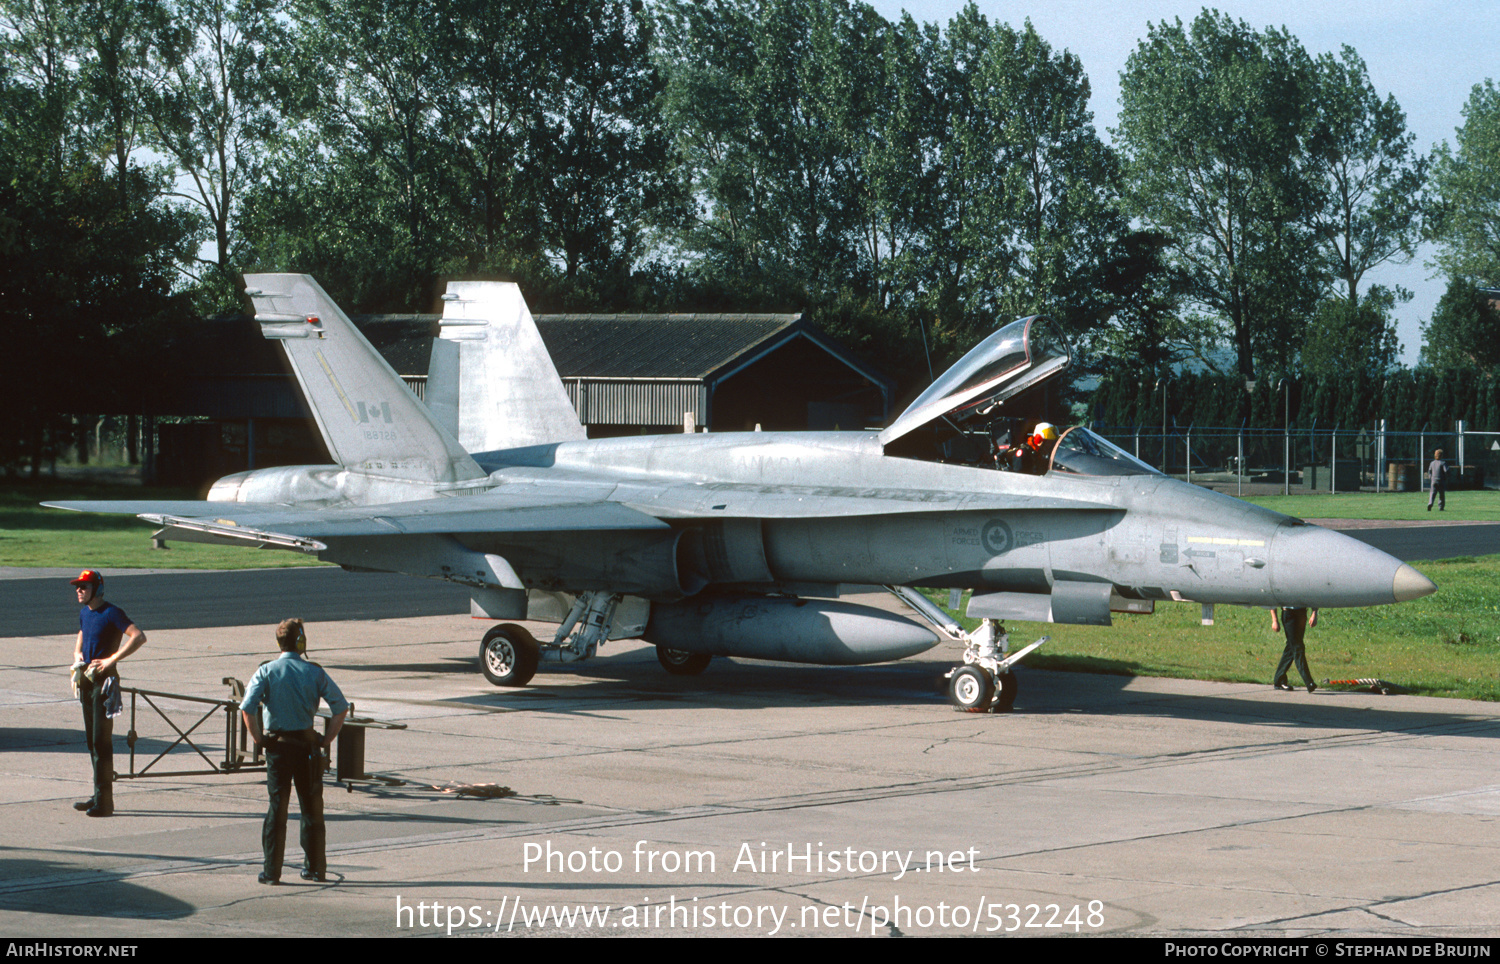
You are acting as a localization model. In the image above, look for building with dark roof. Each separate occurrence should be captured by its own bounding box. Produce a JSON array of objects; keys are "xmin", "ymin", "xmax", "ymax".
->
[
  {"xmin": 149, "ymin": 311, "xmax": 893, "ymax": 485},
  {"xmin": 533, "ymin": 313, "xmax": 891, "ymax": 435}
]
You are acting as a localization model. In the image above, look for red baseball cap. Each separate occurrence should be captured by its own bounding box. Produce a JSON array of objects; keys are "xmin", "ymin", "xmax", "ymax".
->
[{"xmin": 70, "ymin": 569, "xmax": 102, "ymax": 586}]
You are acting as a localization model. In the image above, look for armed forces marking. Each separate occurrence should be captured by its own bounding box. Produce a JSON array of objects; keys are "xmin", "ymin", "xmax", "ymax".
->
[{"xmin": 950, "ymin": 519, "xmax": 1043, "ymax": 556}]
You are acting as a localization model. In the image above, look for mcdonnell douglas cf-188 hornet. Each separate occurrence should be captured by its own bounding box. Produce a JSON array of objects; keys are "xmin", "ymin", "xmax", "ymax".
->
[{"xmin": 49, "ymin": 275, "xmax": 1436, "ymax": 711}]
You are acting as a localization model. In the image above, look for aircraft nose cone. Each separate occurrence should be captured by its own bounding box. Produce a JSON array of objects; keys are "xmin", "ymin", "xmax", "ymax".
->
[
  {"xmin": 1393, "ymin": 563, "xmax": 1437, "ymax": 602},
  {"xmin": 1270, "ymin": 523, "xmax": 1430, "ymax": 608}
]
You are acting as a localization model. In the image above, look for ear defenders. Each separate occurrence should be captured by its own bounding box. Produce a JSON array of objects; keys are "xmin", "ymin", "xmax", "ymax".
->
[{"xmin": 295, "ymin": 625, "xmax": 307, "ymax": 654}]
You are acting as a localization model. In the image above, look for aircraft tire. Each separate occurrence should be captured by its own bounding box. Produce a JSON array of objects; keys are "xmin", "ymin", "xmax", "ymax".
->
[
  {"xmin": 948, "ymin": 665, "xmax": 995, "ymax": 712},
  {"xmin": 479, "ymin": 624, "xmax": 540, "ymax": 687},
  {"xmin": 656, "ymin": 645, "xmax": 712, "ymax": 676},
  {"xmin": 995, "ymin": 670, "xmax": 1018, "ymax": 713}
]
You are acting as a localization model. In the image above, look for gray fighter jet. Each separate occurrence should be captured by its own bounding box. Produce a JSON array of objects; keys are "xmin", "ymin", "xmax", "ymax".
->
[{"xmin": 48, "ymin": 275, "xmax": 1436, "ymax": 711}]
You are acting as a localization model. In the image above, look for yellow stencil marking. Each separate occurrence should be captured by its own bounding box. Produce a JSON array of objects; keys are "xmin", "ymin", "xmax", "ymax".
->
[{"xmin": 315, "ymin": 349, "xmax": 359, "ymax": 421}]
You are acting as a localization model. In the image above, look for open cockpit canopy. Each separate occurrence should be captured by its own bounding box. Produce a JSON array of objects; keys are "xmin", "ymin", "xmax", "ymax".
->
[
  {"xmin": 1047, "ymin": 426, "xmax": 1161, "ymax": 477},
  {"xmin": 880, "ymin": 315, "xmax": 1070, "ymax": 446}
]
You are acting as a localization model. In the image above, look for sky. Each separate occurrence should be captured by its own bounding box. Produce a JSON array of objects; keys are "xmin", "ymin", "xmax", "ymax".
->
[{"xmin": 862, "ymin": 0, "xmax": 1499, "ymax": 365}]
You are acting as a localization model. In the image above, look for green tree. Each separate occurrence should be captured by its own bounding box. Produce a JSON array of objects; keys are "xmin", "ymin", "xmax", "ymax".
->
[
  {"xmin": 1087, "ymin": 229, "xmax": 1199, "ymax": 377},
  {"xmin": 1301, "ymin": 288, "xmax": 1402, "ymax": 378},
  {"xmin": 1115, "ymin": 10, "xmax": 1324, "ymax": 380},
  {"xmin": 1, "ymin": 0, "xmax": 84, "ymax": 172},
  {"xmin": 0, "ymin": 89, "xmax": 196, "ymax": 474},
  {"xmin": 1307, "ymin": 46, "xmax": 1427, "ymax": 305},
  {"xmin": 656, "ymin": 0, "xmax": 888, "ymax": 302},
  {"xmin": 2, "ymin": 0, "xmax": 198, "ymax": 476},
  {"xmin": 1429, "ymin": 80, "xmax": 1500, "ymax": 285},
  {"xmin": 76, "ymin": 0, "xmax": 168, "ymax": 209},
  {"xmin": 530, "ymin": 0, "xmax": 674, "ymax": 302},
  {"xmin": 442, "ymin": 0, "xmax": 556, "ymax": 276},
  {"xmin": 882, "ymin": 7, "xmax": 1126, "ymax": 359},
  {"xmin": 657, "ymin": 0, "xmax": 1133, "ymax": 380},
  {"xmin": 1419, "ymin": 277, "xmax": 1500, "ymax": 371},
  {"xmin": 243, "ymin": 0, "xmax": 465, "ymax": 310},
  {"xmin": 244, "ymin": 0, "xmax": 673, "ymax": 312},
  {"xmin": 964, "ymin": 18, "xmax": 1122, "ymax": 337},
  {"xmin": 859, "ymin": 12, "xmax": 939, "ymax": 312},
  {"xmin": 143, "ymin": 0, "xmax": 288, "ymax": 311}
]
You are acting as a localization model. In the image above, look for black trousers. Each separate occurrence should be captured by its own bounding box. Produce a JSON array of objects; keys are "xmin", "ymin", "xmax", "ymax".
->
[
  {"xmin": 78, "ymin": 674, "xmax": 114, "ymax": 809},
  {"xmin": 1274, "ymin": 608, "xmax": 1313, "ymax": 687},
  {"xmin": 262, "ymin": 731, "xmax": 326, "ymax": 879}
]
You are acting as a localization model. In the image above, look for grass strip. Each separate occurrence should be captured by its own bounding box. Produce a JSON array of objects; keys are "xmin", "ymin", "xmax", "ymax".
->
[
  {"xmin": 927, "ymin": 553, "xmax": 1500, "ymax": 703},
  {"xmin": 1238, "ymin": 489, "xmax": 1500, "ymax": 521},
  {"xmin": 0, "ymin": 481, "xmax": 327, "ymax": 570}
]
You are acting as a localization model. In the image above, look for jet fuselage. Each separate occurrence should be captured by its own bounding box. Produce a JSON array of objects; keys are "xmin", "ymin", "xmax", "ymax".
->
[{"xmin": 210, "ymin": 429, "xmax": 1429, "ymax": 614}]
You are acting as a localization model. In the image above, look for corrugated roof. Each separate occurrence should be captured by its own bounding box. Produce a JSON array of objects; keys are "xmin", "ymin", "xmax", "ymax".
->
[
  {"xmin": 174, "ymin": 311, "xmax": 866, "ymax": 384},
  {"xmin": 535, "ymin": 315, "xmax": 802, "ymax": 380},
  {"xmin": 353, "ymin": 314, "xmax": 440, "ymax": 374},
  {"xmin": 169, "ymin": 314, "xmax": 437, "ymax": 376}
]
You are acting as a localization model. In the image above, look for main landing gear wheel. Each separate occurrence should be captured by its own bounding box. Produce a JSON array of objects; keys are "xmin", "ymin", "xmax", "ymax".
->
[
  {"xmin": 948, "ymin": 665, "xmax": 995, "ymax": 712},
  {"xmin": 656, "ymin": 645, "xmax": 712, "ymax": 676},
  {"xmin": 480, "ymin": 624, "xmax": 540, "ymax": 687}
]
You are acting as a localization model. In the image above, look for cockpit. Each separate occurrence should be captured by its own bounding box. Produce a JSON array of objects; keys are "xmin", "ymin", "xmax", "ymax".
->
[
  {"xmin": 1047, "ymin": 426, "xmax": 1159, "ymax": 477},
  {"xmin": 882, "ymin": 315, "xmax": 1161, "ymax": 478}
]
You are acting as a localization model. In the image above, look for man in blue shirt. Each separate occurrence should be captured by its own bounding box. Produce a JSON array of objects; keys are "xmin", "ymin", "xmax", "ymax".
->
[
  {"xmin": 240, "ymin": 618, "xmax": 348, "ymax": 885},
  {"xmin": 71, "ymin": 569, "xmax": 146, "ymax": 817}
]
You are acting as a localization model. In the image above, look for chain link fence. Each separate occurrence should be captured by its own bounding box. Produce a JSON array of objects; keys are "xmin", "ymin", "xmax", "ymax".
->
[{"xmin": 1092, "ymin": 422, "xmax": 1497, "ymax": 495}]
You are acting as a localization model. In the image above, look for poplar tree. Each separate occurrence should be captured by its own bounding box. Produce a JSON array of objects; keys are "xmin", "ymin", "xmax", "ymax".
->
[
  {"xmin": 1429, "ymin": 80, "xmax": 1500, "ymax": 286},
  {"xmin": 1115, "ymin": 10, "xmax": 1324, "ymax": 381}
]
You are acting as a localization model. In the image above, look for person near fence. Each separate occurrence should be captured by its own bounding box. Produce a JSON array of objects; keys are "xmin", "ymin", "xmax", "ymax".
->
[
  {"xmin": 1271, "ymin": 607, "xmax": 1318, "ymax": 693},
  {"xmin": 70, "ymin": 569, "xmax": 146, "ymax": 818},
  {"xmin": 240, "ymin": 618, "xmax": 348, "ymax": 884},
  {"xmin": 1428, "ymin": 449, "xmax": 1447, "ymax": 511}
]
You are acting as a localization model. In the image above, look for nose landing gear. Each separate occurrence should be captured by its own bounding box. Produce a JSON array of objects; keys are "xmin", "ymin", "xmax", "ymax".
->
[
  {"xmin": 884, "ymin": 585, "xmax": 1046, "ymax": 714},
  {"xmin": 942, "ymin": 623, "xmax": 1044, "ymax": 714}
]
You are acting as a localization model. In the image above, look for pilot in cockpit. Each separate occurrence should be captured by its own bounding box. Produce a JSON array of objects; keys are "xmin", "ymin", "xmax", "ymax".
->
[
  {"xmin": 996, "ymin": 421, "xmax": 1057, "ymax": 474},
  {"xmin": 1027, "ymin": 422, "xmax": 1059, "ymax": 471}
]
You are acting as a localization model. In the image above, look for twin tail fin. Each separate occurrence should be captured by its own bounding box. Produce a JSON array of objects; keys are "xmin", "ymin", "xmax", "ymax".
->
[{"xmin": 244, "ymin": 274, "xmax": 486, "ymax": 485}]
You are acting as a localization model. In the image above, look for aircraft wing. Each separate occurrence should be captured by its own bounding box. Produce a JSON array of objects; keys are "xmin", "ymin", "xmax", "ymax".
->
[
  {"xmin": 49, "ymin": 481, "xmax": 1111, "ymax": 539},
  {"xmin": 46, "ymin": 472, "xmax": 1113, "ymax": 552},
  {"xmin": 44, "ymin": 494, "xmax": 670, "ymax": 551}
]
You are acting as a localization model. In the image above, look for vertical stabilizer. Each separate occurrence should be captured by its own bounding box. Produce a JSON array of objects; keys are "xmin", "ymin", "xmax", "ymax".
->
[
  {"xmin": 436, "ymin": 282, "xmax": 586, "ymax": 452},
  {"xmin": 243, "ymin": 274, "xmax": 485, "ymax": 484}
]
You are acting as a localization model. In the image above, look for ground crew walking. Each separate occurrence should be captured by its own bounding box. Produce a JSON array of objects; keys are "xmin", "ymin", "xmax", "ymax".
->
[{"xmin": 1272, "ymin": 607, "xmax": 1319, "ymax": 693}]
